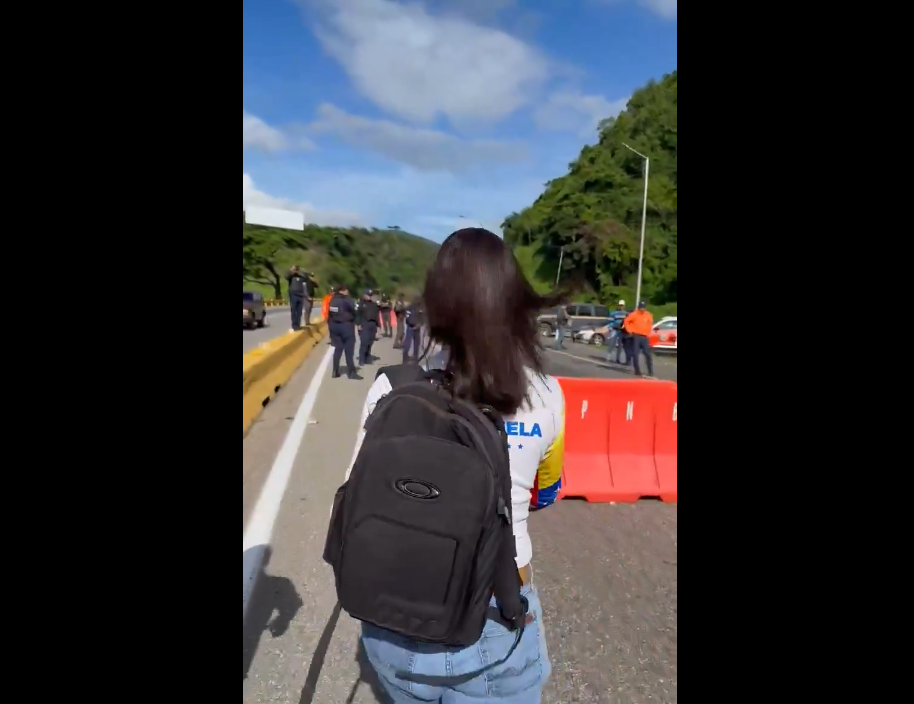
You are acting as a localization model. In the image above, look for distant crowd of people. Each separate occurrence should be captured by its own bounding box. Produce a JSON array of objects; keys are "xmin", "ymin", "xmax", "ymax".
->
[
  {"xmin": 286, "ymin": 266, "xmax": 659, "ymax": 380},
  {"xmin": 283, "ymin": 268, "xmax": 424, "ymax": 377}
]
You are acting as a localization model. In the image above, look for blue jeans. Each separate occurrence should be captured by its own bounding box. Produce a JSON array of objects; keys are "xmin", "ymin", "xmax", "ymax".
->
[
  {"xmin": 361, "ymin": 584, "xmax": 551, "ymax": 703},
  {"xmin": 403, "ymin": 325, "xmax": 422, "ymax": 363},
  {"xmin": 606, "ymin": 330, "xmax": 626, "ymax": 363},
  {"xmin": 631, "ymin": 335, "xmax": 654, "ymax": 377},
  {"xmin": 554, "ymin": 327, "xmax": 565, "ymax": 349}
]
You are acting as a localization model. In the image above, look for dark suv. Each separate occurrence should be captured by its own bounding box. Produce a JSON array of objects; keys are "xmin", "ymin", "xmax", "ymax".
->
[
  {"xmin": 538, "ymin": 303, "xmax": 613, "ymax": 338},
  {"xmin": 243, "ymin": 292, "xmax": 266, "ymax": 329}
]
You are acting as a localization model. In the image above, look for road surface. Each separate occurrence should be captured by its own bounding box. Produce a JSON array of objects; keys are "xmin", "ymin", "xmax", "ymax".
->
[
  {"xmin": 243, "ymin": 336, "xmax": 677, "ymax": 703},
  {"xmin": 544, "ymin": 343, "xmax": 678, "ymax": 382},
  {"xmin": 243, "ymin": 307, "xmax": 322, "ymax": 355}
]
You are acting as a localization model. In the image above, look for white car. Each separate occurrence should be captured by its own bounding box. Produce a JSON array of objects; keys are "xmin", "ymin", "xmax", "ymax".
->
[
  {"xmin": 650, "ymin": 316, "xmax": 678, "ymax": 351},
  {"xmin": 573, "ymin": 320, "xmax": 613, "ymax": 346}
]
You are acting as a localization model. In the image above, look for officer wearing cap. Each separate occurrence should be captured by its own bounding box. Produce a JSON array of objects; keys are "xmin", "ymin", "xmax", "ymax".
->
[
  {"xmin": 328, "ymin": 285, "xmax": 362, "ymax": 380},
  {"xmin": 357, "ymin": 289, "xmax": 381, "ymax": 366}
]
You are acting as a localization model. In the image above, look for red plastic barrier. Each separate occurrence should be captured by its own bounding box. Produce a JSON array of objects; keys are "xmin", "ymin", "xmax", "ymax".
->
[{"xmin": 557, "ymin": 378, "xmax": 677, "ymax": 503}]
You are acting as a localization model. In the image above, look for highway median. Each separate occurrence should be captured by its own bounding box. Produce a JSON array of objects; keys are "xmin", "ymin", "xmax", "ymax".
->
[{"xmin": 243, "ymin": 322, "xmax": 328, "ymax": 435}]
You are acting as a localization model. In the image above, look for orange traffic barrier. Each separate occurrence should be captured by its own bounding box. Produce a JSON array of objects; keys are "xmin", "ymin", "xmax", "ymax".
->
[{"xmin": 557, "ymin": 378, "xmax": 677, "ymax": 503}]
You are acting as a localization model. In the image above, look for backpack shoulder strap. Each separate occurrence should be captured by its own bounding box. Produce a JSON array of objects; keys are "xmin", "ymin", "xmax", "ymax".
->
[
  {"xmin": 448, "ymin": 400, "xmax": 526, "ymax": 610},
  {"xmin": 376, "ymin": 364, "xmax": 450, "ymax": 388},
  {"xmin": 375, "ymin": 364, "xmax": 426, "ymax": 387}
]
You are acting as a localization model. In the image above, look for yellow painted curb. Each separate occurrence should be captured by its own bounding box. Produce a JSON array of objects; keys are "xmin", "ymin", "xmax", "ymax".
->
[{"xmin": 243, "ymin": 322, "xmax": 328, "ymax": 436}]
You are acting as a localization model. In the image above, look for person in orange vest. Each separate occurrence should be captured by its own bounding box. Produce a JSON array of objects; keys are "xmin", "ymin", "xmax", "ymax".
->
[
  {"xmin": 322, "ymin": 288, "xmax": 335, "ymax": 322},
  {"xmin": 623, "ymin": 302, "xmax": 655, "ymax": 378}
]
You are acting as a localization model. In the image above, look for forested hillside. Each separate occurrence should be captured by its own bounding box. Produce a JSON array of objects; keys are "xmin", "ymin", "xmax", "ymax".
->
[
  {"xmin": 243, "ymin": 218, "xmax": 439, "ymax": 299},
  {"xmin": 503, "ymin": 71, "xmax": 677, "ymax": 310}
]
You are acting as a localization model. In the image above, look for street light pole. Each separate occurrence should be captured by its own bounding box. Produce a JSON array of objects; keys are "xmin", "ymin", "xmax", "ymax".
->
[
  {"xmin": 622, "ymin": 143, "xmax": 650, "ymax": 306},
  {"xmin": 555, "ymin": 247, "xmax": 564, "ymax": 286}
]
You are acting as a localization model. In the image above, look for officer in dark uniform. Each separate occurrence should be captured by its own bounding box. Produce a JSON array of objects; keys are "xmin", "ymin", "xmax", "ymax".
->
[
  {"xmin": 356, "ymin": 290, "xmax": 381, "ymax": 366},
  {"xmin": 286, "ymin": 266, "xmax": 309, "ymax": 331},
  {"xmin": 378, "ymin": 291, "xmax": 393, "ymax": 338},
  {"xmin": 327, "ymin": 285, "xmax": 362, "ymax": 380}
]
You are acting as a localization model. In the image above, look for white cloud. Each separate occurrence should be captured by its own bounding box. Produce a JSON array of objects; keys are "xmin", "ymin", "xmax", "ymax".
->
[
  {"xmin": 427, "ymin": 0, "xmax": 516, "ymax": 24},
  {"xmin": 306, "ymin": 0, "xmax": 550, "ymax": 125},
  {"xmin": 641, "ymin": 0, "xmax": 677, "ymax": 19},
  {"xmin": 243, "ymin": 173, "xmax": 361, "ymax": 226},
  {"xmin": 534, "ymin": 92, "xmax": 630, "ymax": 137},
  {"xmin": 243, "ymin": 110, "xmax": 315, "ymax": 152},
  {"xmin": 243, "ymin": 111, "xmax": 288, "ymax": 152},
  {"xmin": 309, "ymin": 104, "xmax": 527, "ymax": 173}
]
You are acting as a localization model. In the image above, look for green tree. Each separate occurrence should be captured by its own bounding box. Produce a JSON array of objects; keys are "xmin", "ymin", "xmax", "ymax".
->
[
  {"xmin": 243, "ymin": 216, "xmax": 439, "ymax": 300},
  {"xmin": 242, "ymin": 221, "xmax": 305, "ymax": 298},
  {"xmin": 504, "ymin": 71, "xmax": 678, "ymax": 308}
]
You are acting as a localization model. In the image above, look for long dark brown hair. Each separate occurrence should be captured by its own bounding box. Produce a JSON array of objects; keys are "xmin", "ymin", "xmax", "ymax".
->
[{"xmin": 422, "ymin": 228, "xmax": 564, "ymax": 415}]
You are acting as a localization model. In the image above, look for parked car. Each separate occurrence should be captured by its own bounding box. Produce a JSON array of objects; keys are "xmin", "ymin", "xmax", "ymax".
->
[
  {"xmin": 243, "ymin": 292, "xmax": 267, "ymax": 329},
  {"xmin": 650, "ymin": 316, "xmax": 678, "ymax": 351},
  {"xmin": 538, "ymin": 303, "xmax": 614, "ymax": 338},
  {"xmin": 573, "ymin": 320, "xmax": 613, "ymax": 345}
]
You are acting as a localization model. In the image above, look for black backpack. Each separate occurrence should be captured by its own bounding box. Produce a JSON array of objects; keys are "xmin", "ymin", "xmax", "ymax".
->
[{"xmin": 324, "ymin": 365, "xmax": 530, "ymax": 686}]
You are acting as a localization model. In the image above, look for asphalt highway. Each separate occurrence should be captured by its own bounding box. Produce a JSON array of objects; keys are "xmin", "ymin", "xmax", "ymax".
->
[
  {"xmin": 242, "ymin": 335, "xmax": 677, "ymax": 703},
  {"xmin": 543, "ymin": 343, "xmax": 678, "ymax": 382}
]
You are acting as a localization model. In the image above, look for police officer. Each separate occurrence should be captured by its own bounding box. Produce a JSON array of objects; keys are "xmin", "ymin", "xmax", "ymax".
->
[
  {"xmin": 357, "ymin": 290, "xmax": 381, "ymax": 366},
  {"xmin": 378, "ymin": 291, "xmax": 393, "ymax": 338},
  {"xmin": 327, "ymin": 285, "xmax": 362, "ymax": 380},
  {"xmin": 286, "ymin": 266, "xmax": 314, "ymax": 331},
  {"xmin": 402, "ymin": 297, "xmax": 424, "ymax": 364},
  {"xmin": 393, "ymin": 293, "xmax": 407, "ymax": 349}
]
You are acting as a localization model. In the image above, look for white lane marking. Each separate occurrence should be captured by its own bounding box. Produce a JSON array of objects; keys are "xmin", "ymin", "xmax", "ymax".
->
[
  {"xmin": 548, "ymin": 349, "xmax": 619, "ymax": 368},
  {"xmin": 243, "ymin": 345, "xmax": 334, "ymax": 553}
]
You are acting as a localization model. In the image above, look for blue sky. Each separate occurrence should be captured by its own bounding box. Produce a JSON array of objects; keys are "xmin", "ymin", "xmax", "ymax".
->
[{"xmin": 243, "ymin": 0, "xmax": 677, "ymax": 242}]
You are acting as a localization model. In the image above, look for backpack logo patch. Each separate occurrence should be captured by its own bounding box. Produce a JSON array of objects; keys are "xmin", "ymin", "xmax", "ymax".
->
[{"xmin": 395, "ymin": 479, "xmax": 442, "ymax": 500}]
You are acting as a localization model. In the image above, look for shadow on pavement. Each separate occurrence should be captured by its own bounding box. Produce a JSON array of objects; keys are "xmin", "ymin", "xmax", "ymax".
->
[
  {"xmin": 298, "ymin": 602, "xmax": 342, "ymax": 703},
  {"xmin": 243, "ymin": 547, "xmax": 304, "ymax": 681},
  {"xmin": 297, "ymin": 605, "xmax": 393, "ymax": 704}
]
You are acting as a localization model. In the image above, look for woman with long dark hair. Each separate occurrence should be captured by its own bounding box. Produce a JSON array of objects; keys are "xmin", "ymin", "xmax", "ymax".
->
[{"xmin": 346, "ymin": 228, "xmax": 567, "ymax": 703}]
